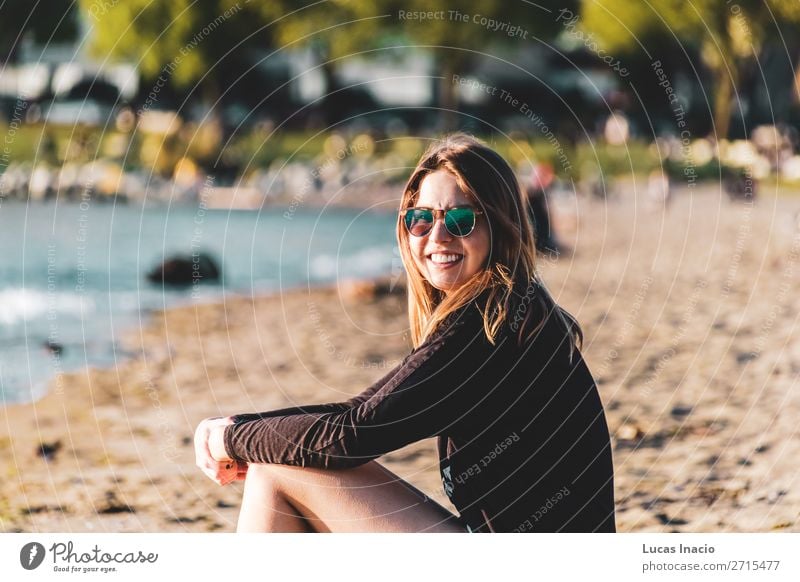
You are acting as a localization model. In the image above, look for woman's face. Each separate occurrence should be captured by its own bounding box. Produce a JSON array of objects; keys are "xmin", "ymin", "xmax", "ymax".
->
[{"xmin": 407, "ymin": 169, "xmax": 491, "ymax": 293}]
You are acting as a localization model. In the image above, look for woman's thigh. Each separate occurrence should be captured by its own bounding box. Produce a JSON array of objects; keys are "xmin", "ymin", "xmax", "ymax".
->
[{"xmin": 252, "ymin": 460, "xmax": 467, "ymax": 533}]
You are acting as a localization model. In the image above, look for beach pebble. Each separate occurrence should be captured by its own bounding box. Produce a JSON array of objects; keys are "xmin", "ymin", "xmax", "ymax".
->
[
  {"xmin": 736, "ymin": 351, "xmax": 759, "ymax": 364},
  {"xmin": 766, "ymin": 489, "xmax": 787, "ymax": 503},
  {"xmin": 36, "ymin": 440, "xmax": 62, "ymax": 462},
  {"xmin": 616, "ymin": 424, "xmax": 645, "ymax": 441},
  {"xmin": 43, "ymin": 340, "xmax": 64, "ymax": 355},
  {"xmin": 670, "ymin": 405, "xmax": 693, "ymax": 417},
  {"xmin": 97, "ymin": 491, "xmax": 135, "ymax": 514},
  {"xmin": 655, "ymin": 512, "xmax": 689, "ymax": 526},
  {"xmin": 339, "ymin": 277, "xmax": 405, "ymax": 301}
]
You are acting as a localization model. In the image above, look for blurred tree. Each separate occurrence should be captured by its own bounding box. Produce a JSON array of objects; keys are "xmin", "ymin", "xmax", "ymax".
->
[
  {"xmin": 258, "ymin": 0, "xmax": 577, "ymax": 128},
  {"xmin": 581, "ymin": 0, "xmax": 800, "ymax": 140},
  {"xmin": 80, "ymin": 0, "xmax": 272, "ymax": 102},
  {"xmin": 0, "ymin": 0, "xmax": 80, "ymax": 64},
  {"xmin": 85, "ymin": 0, "xmax": 578, "ymax": 127}
]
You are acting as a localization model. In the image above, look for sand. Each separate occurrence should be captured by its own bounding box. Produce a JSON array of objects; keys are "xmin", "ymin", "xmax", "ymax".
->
[{"xmin": 1, "ymin": 183, "xmax": 799, "ymax": 532}]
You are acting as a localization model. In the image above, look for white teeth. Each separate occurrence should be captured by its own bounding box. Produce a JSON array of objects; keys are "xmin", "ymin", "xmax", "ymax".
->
[{"xmin": 429, "ymin": 253, "xmax": 462, "ymax": 264}]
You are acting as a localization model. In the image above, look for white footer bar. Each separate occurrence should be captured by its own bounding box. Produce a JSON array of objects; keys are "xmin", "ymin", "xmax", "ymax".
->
[{"xmin": 2, "ymin": 533, "xmax": 798, "ymax": 581}]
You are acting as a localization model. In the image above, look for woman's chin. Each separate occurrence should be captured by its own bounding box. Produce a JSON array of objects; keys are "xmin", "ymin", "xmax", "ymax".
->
[{"xmin": 428, "ymin": 276, "xmax": 464, "ymax": 293}]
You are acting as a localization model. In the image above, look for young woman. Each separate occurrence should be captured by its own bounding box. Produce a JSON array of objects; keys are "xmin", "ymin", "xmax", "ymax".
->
[{"xmin": 194, "ymin": 134, "xmax": 616, "ymax": 533}]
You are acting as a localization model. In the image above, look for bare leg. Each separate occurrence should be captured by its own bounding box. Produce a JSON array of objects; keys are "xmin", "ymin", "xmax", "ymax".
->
[
  {"xmin": 238, "ymin": 471, "xmax": 314, "ymax": 532},
  {"xmin": 236, "ymin": 460, "xmax": 465, "ymax": 533}
]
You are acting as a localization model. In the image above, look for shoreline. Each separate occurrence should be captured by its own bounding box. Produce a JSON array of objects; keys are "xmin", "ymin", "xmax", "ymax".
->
[
  {"xmin": 0, "ymin": 199, "xmax": 401, "ymax": 408},
  {"xmin": 1, "ymin": 276, "xmax": 392, "ymax": 409},
  {"xmin": 0, "ymin": 278, "xmax": 424, "ymax": 533}
]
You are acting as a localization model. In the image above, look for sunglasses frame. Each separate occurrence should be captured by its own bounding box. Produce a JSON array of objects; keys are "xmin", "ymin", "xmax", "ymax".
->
[{"xmin": 400, "ymin": 205, "xmax": 484, "ymax": 238}]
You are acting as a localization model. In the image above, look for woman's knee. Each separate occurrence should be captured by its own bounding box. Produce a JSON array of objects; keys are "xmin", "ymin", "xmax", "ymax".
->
[
  {"xmin": 244, "ymin": 460, "xmax": 383, "ymax": 492},
  {"xmin": 244, "ymin": 462, "xmax": 312, "ymax": 489},
  {"xmin": 244, "ymin": 462, "xmax": 280, "ymax": 485}
]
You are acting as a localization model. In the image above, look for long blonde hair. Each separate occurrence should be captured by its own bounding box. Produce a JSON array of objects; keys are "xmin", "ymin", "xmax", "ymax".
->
[{"xmin": 397, "ymin": 133, "xmax": 582, "ymax": 352}]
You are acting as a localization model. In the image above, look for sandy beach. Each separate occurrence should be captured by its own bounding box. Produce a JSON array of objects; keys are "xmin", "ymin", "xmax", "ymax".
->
[{"xmin": 2, "ymin": 183, "xmax": 799, "ymax": 533}]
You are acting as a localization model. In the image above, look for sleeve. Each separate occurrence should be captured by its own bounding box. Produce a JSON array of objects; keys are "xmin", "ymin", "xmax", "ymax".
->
[
  {"xmin": 223, "ymin": 308, "xmax": 495, "ymax": 468},
  {"xmin": 227, "ymin": 353, "xmax": 417, "ymax": 424}
]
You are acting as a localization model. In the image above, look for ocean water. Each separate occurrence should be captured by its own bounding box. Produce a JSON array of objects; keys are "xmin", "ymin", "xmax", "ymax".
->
[{"xmin": 0, "ymin": 200, "xmax": 399, "ymax": 404}]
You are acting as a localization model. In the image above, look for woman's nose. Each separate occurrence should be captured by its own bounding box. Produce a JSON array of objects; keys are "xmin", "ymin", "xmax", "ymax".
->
[{"xmin": 429, "ymin": 217, "xmax": 452, "ymax": 242}]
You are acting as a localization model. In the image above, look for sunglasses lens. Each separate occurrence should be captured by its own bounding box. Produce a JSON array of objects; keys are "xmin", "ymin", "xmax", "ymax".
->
[
  {"xmin": 404, "ymin": 208, "xmax": 434, "ymax": 236},
  {"xmin": 445, "ymin": 207, "xmax": 476, "ymax": 237}
]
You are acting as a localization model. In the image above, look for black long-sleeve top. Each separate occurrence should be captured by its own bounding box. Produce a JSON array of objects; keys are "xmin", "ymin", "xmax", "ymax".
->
[{"xmin": 223, "ymin": 283, "xmax": 616, "ymax": 533}]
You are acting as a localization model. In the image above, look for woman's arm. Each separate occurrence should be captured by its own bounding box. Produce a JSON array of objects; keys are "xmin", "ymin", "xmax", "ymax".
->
[
  {"xmin": 222, "ymin": 307, "xmax": 498, "ymax": 469},
  {"xmin": 224, "ymin": 353, "xmax": 414, "ymax": 425},
  {"xmin": 200, "ymin": 353, "xmax": 416, "ymax": 468}
]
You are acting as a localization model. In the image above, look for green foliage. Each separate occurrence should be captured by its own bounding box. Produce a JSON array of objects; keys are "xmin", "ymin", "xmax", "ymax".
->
[
  {"xmin": 79, "ymin": 0, "xmax": 271, "ymax": 95},
  {"xmin": 258, "ymin": 1, "xmax": 578, "ymax": 57},
  {"xmin": 580, "ymin": 0, "xmax": 800, "ymax": 138},
  {"xmin": 85, "ymin": 0, "xmax": 577, "ymax": 108},
  {"xmin": 255, "ymin": 0, "xmax": 578, "ymax": 126},
  {"xmin": 580, "ymin": 0, "xmax": 800, "ymax": 55}
]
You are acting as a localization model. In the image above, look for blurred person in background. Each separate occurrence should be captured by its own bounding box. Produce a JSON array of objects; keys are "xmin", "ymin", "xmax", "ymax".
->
[{"xmin": 525, "ymin": 162, "xmax": 562, "ymax": 256}]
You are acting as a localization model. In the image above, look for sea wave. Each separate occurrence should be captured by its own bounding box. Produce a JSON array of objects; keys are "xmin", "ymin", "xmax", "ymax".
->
[{"xmin": 0, "ymin": 288, "xmax": 95, "ymax": 326}]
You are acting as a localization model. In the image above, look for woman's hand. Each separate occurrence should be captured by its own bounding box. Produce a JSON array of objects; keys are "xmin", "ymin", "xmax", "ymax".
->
[{"xmin": 194, "ymin": 416, "xmax": 248, "ymax": 486}]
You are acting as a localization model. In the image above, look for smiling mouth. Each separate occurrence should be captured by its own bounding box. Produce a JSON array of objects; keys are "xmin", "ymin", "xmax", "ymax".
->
[{"xmin": 427, "ymin": 252, "xmax": 464, "ymax": 268}]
